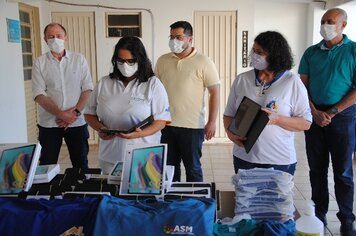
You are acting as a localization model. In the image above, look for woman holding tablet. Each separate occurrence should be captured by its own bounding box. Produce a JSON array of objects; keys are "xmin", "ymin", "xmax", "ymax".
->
[
  {"xmin": 223, "ymin": 31, "xmax": 312, "ymax": 175},
  {"xmin": 84, "ymin": 36, "xmax": 171, "ymax": 174}
]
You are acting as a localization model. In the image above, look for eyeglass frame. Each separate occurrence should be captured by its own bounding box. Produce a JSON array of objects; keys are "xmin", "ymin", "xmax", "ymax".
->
[
  {"xmin": 168, "ymin": 34, "xmax": 190, "ymax": 41},
  {"xmin": 116, "ymin": 58, "xmax": 136, "ymax": 66}
]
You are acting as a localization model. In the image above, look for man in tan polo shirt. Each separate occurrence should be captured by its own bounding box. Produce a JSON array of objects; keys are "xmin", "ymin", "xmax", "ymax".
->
[{"xmin": 155, "ymin": 21, "xmax": 220, "ymax": 182}]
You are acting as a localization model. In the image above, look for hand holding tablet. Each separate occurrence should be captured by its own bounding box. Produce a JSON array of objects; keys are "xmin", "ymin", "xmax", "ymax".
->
[{"xmin": 100, "ymin": 115, "xmax": 154, "ymax": 135}]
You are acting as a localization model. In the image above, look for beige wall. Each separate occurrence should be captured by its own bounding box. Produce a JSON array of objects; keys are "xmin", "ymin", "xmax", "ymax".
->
[
  {"xmin": 1, "ymin": 0, "xmax": 355, "ymax": 142},
  {"xmin": 0, "ymin": 0, "xmax": 27, "ymax": 142},
  {"xmin": 36, "ymin": 0, "xmax": 255, "ymax": 80}
]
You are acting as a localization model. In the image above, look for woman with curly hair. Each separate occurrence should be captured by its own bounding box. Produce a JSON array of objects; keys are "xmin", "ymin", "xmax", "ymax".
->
[{"xmin": 223, "ymin": 31, "xmax": 312, "ymax": 175}]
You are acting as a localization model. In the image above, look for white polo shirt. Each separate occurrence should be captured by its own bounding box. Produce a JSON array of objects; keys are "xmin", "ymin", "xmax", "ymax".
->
[
  {"xmin": 224, "ymin": 69, "xmax": 312, "ymax": 165},
  {"xmin": 32, "ymin": 50, "xmax": 94, "ymax": 128},
  {"xmin": 85, "ymin": 75, "xmax": 171, "ymax": 164}
]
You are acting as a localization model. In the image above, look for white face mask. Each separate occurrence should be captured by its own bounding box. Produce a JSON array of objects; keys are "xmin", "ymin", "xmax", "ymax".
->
[
  {"xmin": 250, "ymin": 52, "xmax": 268, "ymax": 70},
  {"xmin": 320, "ymin": 24, "xmax": 338, "ymax": 41},
  {"xmin": 169, "ymin": 39, "xmax": 185, "ymax": 54},
  {"xmin": 47, "ymin": 38, "xmax": 65, "ymax": 53},
  {"xmin": 117, "ymin": 62, "xmax": 138, "ymax": 77}
]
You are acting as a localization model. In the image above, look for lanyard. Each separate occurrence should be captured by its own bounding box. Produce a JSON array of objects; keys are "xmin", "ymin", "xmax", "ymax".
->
[{"xmin": 255, "ymin": 69, "xmax": 285, "ymax": 96}]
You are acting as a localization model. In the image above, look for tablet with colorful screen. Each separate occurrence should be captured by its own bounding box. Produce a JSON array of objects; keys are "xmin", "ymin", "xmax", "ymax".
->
[
  {"xmin": 0, "ymin": 143, "xmax": 41, "ymax": 195},
  {"xmin": 120, "ymin": 143, "xmax": 167, "ymax": 196}
]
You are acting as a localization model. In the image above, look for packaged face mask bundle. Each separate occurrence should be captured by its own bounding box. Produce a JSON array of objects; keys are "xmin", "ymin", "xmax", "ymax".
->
[{"xmin": 232, "ymin": 168, "xmax": 294, "ymax": 222}]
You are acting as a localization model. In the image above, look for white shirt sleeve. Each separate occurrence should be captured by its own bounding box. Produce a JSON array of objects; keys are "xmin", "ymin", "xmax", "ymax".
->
[
  {"xmin": 31, "ymin": 57, "xmax": 47, "ymax": 100},
  {"xmin": 150, "ymin": 76, "xmax": 171, "ymax": 122},
  {"xmin": 290, "ymin": 75, "xmax": 313, "ymax": 123},
  {"xmin": 80, "ymin": 54, "xmax": 94, "ymax": 92},
  {"xmin": 84, "ymin": 77, "xmax": 101, "ymax": 115}
]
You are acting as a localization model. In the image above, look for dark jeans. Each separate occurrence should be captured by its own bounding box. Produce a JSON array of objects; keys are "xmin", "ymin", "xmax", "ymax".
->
[
  {"xmin": 161, "ymin": 126, "xmax": 204, "ymax": 182},
  {"xmin": 233, "ymin": 156, "xmax": 297, "ymax": 175},
  {"xmin": 305, "ymin": 104, "xmax": 355, "ymax": 223},
  {"xmin": 38, "ymin": 124, "xmax": 89, "ymax": 169}
]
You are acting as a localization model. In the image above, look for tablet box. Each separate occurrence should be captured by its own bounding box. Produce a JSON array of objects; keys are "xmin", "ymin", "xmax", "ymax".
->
[
  {"xmin": 33, "ymin": 164, "xmax": 60, "ymax": 184},
  {"xmin": 107, "ymin": 161, "xmax": 123, "ymax": 185}
]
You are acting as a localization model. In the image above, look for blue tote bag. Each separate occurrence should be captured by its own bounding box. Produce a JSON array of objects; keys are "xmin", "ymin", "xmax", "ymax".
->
[
  {"xmin": 94, "ymin": 195, "xmax": 216, "ymax": 236},
  {"xmin": 0, "ymin": 197, "xmax": 100, "ymax": 236}
]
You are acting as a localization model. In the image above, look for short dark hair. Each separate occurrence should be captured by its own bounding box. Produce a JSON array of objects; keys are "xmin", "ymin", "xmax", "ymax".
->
[
  {"xmin": 44, "ymin": 23, "xmax": 67, "ymax": 36},
  {"xmin": 170, "ymin": 21, "xmax": 193, "ymax": 36},
  {"xmin": 254, "ymin": 31, "xmax": 294, "ymax": 73},
  {"xmin": 110, "ymin": 36, "xmax": 154, "ymax": 83}
]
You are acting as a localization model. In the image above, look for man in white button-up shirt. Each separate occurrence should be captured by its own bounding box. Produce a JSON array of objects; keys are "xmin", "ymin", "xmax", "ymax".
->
[{"xmin": 32, "ymin": 23, "xmax": 94, "ymax": 169}]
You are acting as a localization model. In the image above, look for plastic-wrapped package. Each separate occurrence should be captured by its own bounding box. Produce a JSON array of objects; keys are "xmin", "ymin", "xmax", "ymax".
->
[{"xmin": 232, "ymin": 168, "xmax": 294, "ymax": 222}]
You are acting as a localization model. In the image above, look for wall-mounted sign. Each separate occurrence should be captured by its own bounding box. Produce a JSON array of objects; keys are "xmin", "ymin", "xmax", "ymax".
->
[
  {"xmin": 7, "ymin": 18, "xmax": 21, "ymax": 43},
  {"xmin": 242, "ymin": 30, "xmax": 248, "ymax": 68}
]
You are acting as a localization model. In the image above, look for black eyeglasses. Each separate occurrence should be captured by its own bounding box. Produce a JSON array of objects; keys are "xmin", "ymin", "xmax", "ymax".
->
[{"xmin": 117, "ymin": 58, "xmax": 136, "ymax": 66}]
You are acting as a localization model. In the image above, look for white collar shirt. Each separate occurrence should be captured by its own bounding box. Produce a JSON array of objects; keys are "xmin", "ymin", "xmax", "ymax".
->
[
  {"xmin": 32, "ymin": 50, "xmax": 93, "ymax": 127},
  {"xmin": 224, "ymin": 69, "xmax": 312, "ymax": 165},
  {"xmin": 85, "ymin": 75, "xmax": 171, "ymax": 164}
]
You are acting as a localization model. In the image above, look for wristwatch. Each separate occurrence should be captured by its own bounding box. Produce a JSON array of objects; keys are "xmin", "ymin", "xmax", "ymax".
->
[
  {"xmin": 329, "ymin": 106, "xmax": 339, "ymax": 115},
  {"xmin": 74, "ymin": 108, "xmax": 81, "ymax": 117}
]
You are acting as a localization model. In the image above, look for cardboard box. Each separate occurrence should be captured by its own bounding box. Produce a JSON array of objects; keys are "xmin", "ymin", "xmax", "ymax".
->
[{"xmin": 216, "ymin": 190, "xmax": 235, "ymax": 219}]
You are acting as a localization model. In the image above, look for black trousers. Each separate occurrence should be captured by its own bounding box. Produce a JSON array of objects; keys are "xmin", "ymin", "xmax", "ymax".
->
[{"xmin": 38, "ymin": 124, "xmax": 89, "ymax": 169}]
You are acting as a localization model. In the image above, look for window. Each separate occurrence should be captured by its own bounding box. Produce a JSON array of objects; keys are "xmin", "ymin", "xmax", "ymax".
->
[
  {"xmin": 19, "ymin": 3, "xmax": 41, "ymax": 143},
  {"xmin": 106, "ymin": 13, "xmax": 141, "ymax": 37},
  {"xmin": 20, "ymin": 10, "xmax": 34, "ymax": 81}
]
